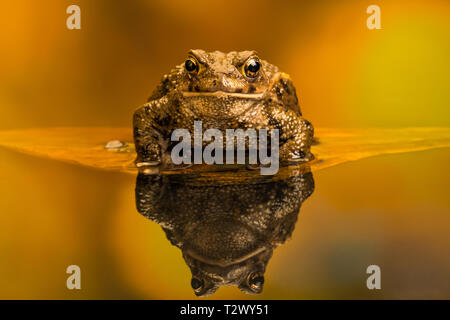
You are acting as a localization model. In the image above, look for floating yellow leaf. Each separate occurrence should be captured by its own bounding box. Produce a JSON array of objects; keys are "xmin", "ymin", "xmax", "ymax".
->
[{"xmin": 0, "ymin": 127, "xmax": 449, "ymax": 176}]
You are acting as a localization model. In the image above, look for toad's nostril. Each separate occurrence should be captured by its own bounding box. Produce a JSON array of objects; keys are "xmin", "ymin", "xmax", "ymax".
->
[{"xmin": 221, "ymin": 76, "xmax": 235, "ymax": 89}]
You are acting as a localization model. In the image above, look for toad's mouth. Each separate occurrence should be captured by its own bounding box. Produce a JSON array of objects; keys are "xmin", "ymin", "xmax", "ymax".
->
[
  {"xmin": 182, "ymin": 90, "xmax": 265, "ymax": 100},
  {"xmin": 184, "ymin": 246, "xmax": 266, "ymax": 268}
]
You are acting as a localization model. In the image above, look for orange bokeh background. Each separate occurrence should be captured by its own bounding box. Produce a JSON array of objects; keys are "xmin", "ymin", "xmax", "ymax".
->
[
  {"xmin": 1, "ymin": 0, "xmax": 449, "ymax": 130},
  {"xmin": 0, "ymin": 0, "xmax": 449, "ymax": 299}
]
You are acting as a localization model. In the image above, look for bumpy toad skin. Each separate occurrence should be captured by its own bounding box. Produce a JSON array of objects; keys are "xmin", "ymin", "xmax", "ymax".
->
[
  {"xmin": 135, "ymin": 171, "xmax": 315, "ymax": 296},
  {"xmin": 133, "ymin": 49, "xmax": 314, "ymax": 167}
]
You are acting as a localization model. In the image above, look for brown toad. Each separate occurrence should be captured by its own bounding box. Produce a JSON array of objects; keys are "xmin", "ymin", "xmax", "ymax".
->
[
  {"xmin": 135, "ymin": 169, "xmax": 315, "ymax": 296},
  {"xmin": 133, "ymin": 50, "xmax": 314, "ymax": 169}
]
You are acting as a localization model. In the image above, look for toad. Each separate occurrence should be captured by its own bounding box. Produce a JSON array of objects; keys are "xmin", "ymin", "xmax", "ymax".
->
[{"xmin": 133, "ymin": 50, "xmax": 314, "ymax": 169}]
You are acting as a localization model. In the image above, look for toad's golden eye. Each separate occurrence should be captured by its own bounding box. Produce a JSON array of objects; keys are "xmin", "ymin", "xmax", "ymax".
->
[
  {"xmin": 244, "ymin": 57, "xmax": 261, "ymax": 78},
  {"xmin": 247, "ymin": 272, "xmax": 264, "ymax": 291},
  {"xmin": 191, "ymin": 277, "xmax": 204, "ymax": 292},
  {"xmin": 185, "ymin": 56, "xmax": 199, "ymax": 74}
]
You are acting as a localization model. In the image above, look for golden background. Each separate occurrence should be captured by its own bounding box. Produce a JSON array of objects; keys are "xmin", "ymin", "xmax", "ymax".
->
[{"xmin": 0, "ymin": 0, "xmax": 449, "ymax": 299}]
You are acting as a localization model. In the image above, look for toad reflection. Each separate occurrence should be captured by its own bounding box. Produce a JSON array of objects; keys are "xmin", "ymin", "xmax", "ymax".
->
[{"xmin": 135, "ymin": 168, "xmax": 314, "ymax": 296}]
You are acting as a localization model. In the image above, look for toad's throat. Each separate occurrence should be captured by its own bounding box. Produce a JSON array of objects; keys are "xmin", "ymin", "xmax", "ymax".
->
[{"xmin": 182, "ymin": 91, "xmax": 265, "ymax": 100}]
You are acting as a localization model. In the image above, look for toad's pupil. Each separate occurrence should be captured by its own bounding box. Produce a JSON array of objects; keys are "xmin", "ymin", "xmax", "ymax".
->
[
  {"xmin": 247, "ymin": 60, "xmax": 260, "ymax": 73},
  {"xmin": 191, "ymin": 278, "xmax": 204, "ymax": 290},
  {"xmin": 185, "ymin": 59, "xmax": 197, "ymax": 72}
]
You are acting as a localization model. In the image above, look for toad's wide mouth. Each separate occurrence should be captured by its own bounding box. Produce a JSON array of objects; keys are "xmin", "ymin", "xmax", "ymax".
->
[
  {"xmin": 184, "ymin": 246, "xmax": 267, "ymax": 268},
  {"xmin": 182, "ymin": 91, "xmax": 265, "ymax": 100}
]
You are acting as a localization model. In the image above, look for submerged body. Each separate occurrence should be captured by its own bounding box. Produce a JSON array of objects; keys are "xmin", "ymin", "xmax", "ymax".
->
[
  {"xmin": 133, "ymin": 50, "xmax": 314, "ymax": 168},
  {"xmin": 135, "ymin": 170, "xmax": 314, "ymax": 296}
]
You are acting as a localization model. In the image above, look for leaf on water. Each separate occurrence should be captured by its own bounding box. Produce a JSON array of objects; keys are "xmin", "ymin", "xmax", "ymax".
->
[
  {"xmin": 0, "ymin": 127, "xmax": 136, "ymax": 173},
  {"xmin": 0, "ymin": 127, "xmax": 449, "ymax": 175},
  {"xmin": 311, "ymin": 127, "xmax": 450, "ymax": 171}
]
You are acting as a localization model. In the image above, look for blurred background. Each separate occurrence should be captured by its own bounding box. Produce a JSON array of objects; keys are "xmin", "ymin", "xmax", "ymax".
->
[
  {"xmin": 1, "ymin": 0, "xmax": 449, "ymax": 129},
  {"xmin": 0, "ymin": 0, "xmax": 449, "ymax": 299}
]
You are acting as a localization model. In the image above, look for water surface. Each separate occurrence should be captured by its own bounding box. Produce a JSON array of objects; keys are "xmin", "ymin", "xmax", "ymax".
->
[{"xmin": 0, "ymin": 132, "xmax": 449, "ymax": 299}]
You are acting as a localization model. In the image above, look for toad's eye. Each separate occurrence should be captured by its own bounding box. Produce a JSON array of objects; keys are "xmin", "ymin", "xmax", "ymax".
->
[
  {"xmin": 247, "ymin": 272, "xmax": 264, "ymax": 291},
  {"xmin": 191, "ymin": 277, "xmax": 204, "ymax": 293},
  {"xmin": 244, "ymin": 57, "xmax": 261, "ymax": 78},
  {"xmin": 185, "ymin": 57, "xmax": 199, "ymax": 74}
]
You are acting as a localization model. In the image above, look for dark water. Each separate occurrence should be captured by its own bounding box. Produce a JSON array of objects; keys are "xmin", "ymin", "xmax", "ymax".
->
[
  {"xmin": 0, "ymin": 146, "xmax": 449, "ymax": 299},
  {"xmin": 135, "ymin": 168, "xmax": 314, "ymax": 297}
]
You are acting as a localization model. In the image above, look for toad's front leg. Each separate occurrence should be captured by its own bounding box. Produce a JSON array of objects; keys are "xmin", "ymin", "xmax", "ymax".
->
[
  {"xmin": 133, "ymin": 98, "xmax": 172, "ymax": 167},
  {"xmin": 270, "ymin": 107, "xmax": 314, "ymax": 163}
]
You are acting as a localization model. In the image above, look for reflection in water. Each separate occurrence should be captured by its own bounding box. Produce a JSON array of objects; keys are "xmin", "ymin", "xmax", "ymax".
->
[{"xmin": 135, "ymin": 168, "xmax": 314, "ymax": 296}]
